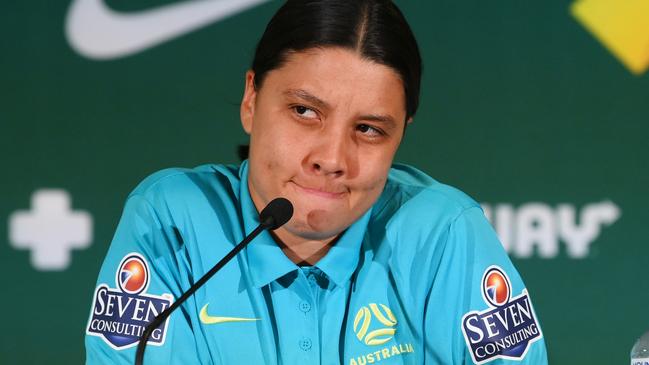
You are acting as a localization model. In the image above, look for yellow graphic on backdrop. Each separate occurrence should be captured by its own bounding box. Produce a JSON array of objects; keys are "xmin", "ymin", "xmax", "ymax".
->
[{"xmin": 571, "ymin": 0, "xmax": 649, "ymax": 75}]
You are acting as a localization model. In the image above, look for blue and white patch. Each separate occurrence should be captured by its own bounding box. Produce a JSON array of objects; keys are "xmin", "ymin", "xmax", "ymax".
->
[
  {"xmin": 461, "ymin": 266, "xmax": 543, "ymax": 364},
  {"xmin": 86, "ymin": 253, "xmax": 174, "ymax": 350}
]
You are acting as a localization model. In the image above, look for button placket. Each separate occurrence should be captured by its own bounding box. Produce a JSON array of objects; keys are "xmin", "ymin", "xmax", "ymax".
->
[{"xmin": 294, "ymin": 268, "xmax": 320, "ymax": 361}]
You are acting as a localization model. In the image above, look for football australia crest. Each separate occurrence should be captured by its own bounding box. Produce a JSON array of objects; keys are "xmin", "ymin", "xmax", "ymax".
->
[
  {"xmin": 353, "ymin": 303, "xmax": 397, "ymax": 345},
  {"xmin": 461, "ymin": 266, "xmax": 542, "ymax": 364},
  {"xmin": 348, "ymin": 303, "xmax": 414, "ymax": 365}
]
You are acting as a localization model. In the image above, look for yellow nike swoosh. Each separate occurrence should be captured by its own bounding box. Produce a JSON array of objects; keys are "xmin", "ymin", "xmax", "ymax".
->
[{"xmin": 199, "ymin": 304, "xmax": 260, "ymax": 324}]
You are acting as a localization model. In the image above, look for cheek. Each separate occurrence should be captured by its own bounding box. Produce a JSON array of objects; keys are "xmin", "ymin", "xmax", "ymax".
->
[
  {"xmin": 364, "ymin": 174, "xmax": 389, "ymax": 199},
  {"xmin": 347, "ymin": 148, "xmax": 397, "ymax": 209},
  {"xmin": 257, "ymin": 137, "xmax": 301, "ymax": 170},
  {"xmin": 358, "ymin": 149, "xmax": 396, "ymax": 189},
  {"xmin": 253, "ymin": 110, "xmax": 303, "ymax": 149},
  {"xmin": 348, "ymin": 161, "xmax": 390, "ymax": 210},
  {"xmin": 249, "ymin": 123, "xmax": 305, "ymax": 184},
  {"xmin": 265, "ymin": 135, "xmax": 313, "ymax": 171},
  {"xmin": 250, "ymin": 122, "xmax": 285, "ymax": 163}
]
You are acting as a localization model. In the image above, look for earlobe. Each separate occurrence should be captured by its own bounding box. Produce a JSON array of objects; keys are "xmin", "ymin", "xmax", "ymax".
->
[{"xmin": 240, "ymin": 70, "xmax": 257, "ymax": 134}]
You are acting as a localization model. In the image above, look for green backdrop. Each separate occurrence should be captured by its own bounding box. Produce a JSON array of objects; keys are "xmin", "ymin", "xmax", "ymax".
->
[{"xmin": 2, "ymin": 0, "xmax": 648, "ymax": 363}]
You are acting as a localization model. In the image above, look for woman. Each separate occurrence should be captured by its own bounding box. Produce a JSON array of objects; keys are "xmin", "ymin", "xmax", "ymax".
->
[{"xmin": 85, "ymin": 1, "xmax": 548, "ymax": 364}]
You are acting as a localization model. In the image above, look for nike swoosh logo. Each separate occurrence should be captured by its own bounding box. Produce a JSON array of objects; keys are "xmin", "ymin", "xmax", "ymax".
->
[
  {"xmin": 199, "ymin": 303, "xmax": 260, "ymax": 324},
  {"xmin": 65, "ymin": 0, "xmax": 269, "ymax": 60}
]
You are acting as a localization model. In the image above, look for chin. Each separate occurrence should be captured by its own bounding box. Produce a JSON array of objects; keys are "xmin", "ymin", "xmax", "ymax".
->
[{"xmin": 285, "ymin": 216, "xmax": 346, "ymax": 241}]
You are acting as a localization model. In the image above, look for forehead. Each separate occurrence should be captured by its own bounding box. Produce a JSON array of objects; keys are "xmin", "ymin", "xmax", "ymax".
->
[{"xmin": 260, "ymin": 47, "xmax": 406, "ymax": 119}]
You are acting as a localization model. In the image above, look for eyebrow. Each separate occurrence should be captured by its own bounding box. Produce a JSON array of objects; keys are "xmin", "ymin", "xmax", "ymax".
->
[
  {"xmin": 358, "ymin": 113, "xmax": 398, "ymax": 129},
  {"xmin": 283, "ymin": 89, "xmax": 331, "ymax": 111},
  {"xmin": 283, "ymin": 88, "xmax": 399, "ymax": 128}
]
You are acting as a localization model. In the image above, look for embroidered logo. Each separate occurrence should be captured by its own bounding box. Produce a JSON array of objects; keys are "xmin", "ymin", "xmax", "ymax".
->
[
  {"xmin": 461, "ymin": 266, "xmax": 543, "ymax": 364},
  {"xmin": 353, "ymin": 303, "xmax": 397, "ymax": 346},
  {"xmin": 86, "ymin": 253, "xmax": 173, "ymax": 349},
  {"xmin": 199, "ymin": 303, "xmax": 259, "ymax": 324},
  {"xmin": 349, "ymin": 303, "xmax": 414, "ymax": 365}
]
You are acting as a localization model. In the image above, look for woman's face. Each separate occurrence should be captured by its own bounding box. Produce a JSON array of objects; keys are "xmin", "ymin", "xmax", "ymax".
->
[{"xmin": 241, "ymin": 47, "xmax": 408, "ymax": 242}]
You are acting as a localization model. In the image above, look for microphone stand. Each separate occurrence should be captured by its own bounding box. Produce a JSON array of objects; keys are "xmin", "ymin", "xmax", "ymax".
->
[
  {"xmin": 134, "ymin": 196, "xmax": 292, "ymax": 365},
  {"xmin": 134, "ymin": 224, "xmax": 265, "ymax": 365}
]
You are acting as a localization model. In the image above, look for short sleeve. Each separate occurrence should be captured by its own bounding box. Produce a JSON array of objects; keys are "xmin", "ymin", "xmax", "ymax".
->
[
  {"xmin": 84, "ymin": 194, "xmax": 201, "ymax": 364},
  {"xmin": 423, "ymin": 207, "xmax": 548, "ymax": 364}
]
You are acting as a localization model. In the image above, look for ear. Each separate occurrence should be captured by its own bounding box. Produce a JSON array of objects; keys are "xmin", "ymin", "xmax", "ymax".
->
[
  {"xmin": 240, "ymin": 70, "xmax": 257, "ymax": 134},
  {"xmin": 406, "ymin": 117, "xmax": 413, "ymax": 125}
]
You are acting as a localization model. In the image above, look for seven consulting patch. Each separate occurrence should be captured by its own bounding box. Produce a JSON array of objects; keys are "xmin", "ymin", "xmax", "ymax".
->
[
  {"xmin": 461, "ymin": 266, "xmax": 542, "ymax": 364},
  {"xmin": 86, "ymin": 252, "xmax": 173, "ymax": 349}
]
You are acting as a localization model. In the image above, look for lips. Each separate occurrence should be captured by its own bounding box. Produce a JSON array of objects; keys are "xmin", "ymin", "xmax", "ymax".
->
[{"xmin": 290, "ymin": 181, "xmax": 347, "ymax": 199}]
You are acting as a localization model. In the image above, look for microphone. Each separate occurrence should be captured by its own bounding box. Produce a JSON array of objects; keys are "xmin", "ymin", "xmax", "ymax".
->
[
  {"xmin": 259, "ymin": 197, "xmax": 293, "ymax": 229},
  {"xmin": 135, "ymin": 197, "xmax": 293, "ymax": 365}
]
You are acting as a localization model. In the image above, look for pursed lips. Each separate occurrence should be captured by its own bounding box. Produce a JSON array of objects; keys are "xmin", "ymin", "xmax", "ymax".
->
[{"xmin": 290, "ymin": 181, "xmax": 347, "ymax": 199}]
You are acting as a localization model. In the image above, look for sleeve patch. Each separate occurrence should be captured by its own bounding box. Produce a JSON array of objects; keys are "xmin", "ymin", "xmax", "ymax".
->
[
  {"xmin": 461, "ymin": 266, "xmax": 543, "ymax": 364},
  {"xmin": 86, "ymin": 252, "xmax": 174, "ymax": 350}
]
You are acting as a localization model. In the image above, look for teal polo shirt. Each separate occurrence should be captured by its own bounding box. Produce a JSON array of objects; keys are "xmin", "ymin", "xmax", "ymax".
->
[{"xmin": 85, "ymin": 161, "xmax": 548, "ymax": 364}]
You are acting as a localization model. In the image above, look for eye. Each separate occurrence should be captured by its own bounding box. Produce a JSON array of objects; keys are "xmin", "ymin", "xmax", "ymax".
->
[
  {"xmin": 356, "ymin": 123, "xmax": 384, "ymax": 138},
  {"xmin": 292, "ymin": 105, "xmax": 318, "ymax": 119}
]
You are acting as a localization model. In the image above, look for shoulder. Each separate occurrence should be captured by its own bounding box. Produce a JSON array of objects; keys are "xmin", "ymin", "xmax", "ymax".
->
[
  {"xmin": 375, "ymin": 163, "xmax": 481, "ymax": 228},
  {"xmin": 130, "ymin": 164, "xmax": 241, "ymax": 198},
  {"xmin": 371, "ymin": 163, "xmax": 495, "ymax": 266},
  {"xmin": 112, "ymin": 163, "xmax": 246, "ymax": 251},
  {"xmin": 367, "ymin": 164, "xmax": 496, "ymax": 300},
  {"xmin": 120, "ymin": 164, "xmax": 244, "ymax": 229},
  {"xmin": 127, "ymin": 164, "xmax": 242, "ymax": 205}
]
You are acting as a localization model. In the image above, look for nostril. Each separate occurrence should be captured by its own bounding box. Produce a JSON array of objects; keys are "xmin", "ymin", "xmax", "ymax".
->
[{"xmin": 313, "ymin": 163, "xmax": 321, "ymax": 171}]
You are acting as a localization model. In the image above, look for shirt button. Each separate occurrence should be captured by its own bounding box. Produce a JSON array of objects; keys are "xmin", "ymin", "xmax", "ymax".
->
[
  {"xmin": 299, "ymin": 337, "xmax": 312, "ymax": 351},
  {"xmin": 299, "ymin": 301, "xmax": 311, "ymax": 313}
]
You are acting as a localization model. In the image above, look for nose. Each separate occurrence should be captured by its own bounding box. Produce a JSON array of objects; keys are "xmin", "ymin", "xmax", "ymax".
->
[{"xmin": 305, "ymin": 128, "xmax": 349, "ymax": 178}]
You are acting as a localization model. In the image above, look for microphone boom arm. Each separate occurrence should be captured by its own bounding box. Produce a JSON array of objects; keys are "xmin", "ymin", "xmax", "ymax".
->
[{"xmin": 134, "ymin": 224, "xmax": 265, "ymax": 365}]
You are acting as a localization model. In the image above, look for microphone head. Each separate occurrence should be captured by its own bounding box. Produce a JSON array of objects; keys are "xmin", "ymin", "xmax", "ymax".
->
[{"xmin": 259, "ymin": 197, "xmax": 294, "ymax": 230}]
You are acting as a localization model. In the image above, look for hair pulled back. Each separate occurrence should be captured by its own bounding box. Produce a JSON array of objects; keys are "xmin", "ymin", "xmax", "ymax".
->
[{"xmin": 251, "ymin": 0, "xmax": 422, "ymax": 121}]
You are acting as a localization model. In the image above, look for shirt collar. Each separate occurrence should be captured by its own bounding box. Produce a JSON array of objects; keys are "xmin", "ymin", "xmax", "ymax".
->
[
  {"xmin": 240, "ymin": 161, "xmax": 372, "ymax": 289},
  {"xmin": 313, "ymin": 207, "xmax": 371, "ymax": 287}
]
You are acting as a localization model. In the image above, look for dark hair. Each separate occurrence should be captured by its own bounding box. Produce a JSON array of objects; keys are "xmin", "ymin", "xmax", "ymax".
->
[{"xmin": 251, "ymin": 0, "xmax": 422, "ymax": 121}]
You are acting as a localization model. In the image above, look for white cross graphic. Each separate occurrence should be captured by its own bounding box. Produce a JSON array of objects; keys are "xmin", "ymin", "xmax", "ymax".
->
[{"xmin": 9, "ymin": 189, "xmax": 93, "ymax": 271}]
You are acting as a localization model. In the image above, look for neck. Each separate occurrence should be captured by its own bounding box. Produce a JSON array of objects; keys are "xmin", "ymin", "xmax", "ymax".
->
[{"xmin": 270, "ymin": 228, "xmax": 340, "ymax": 265}]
